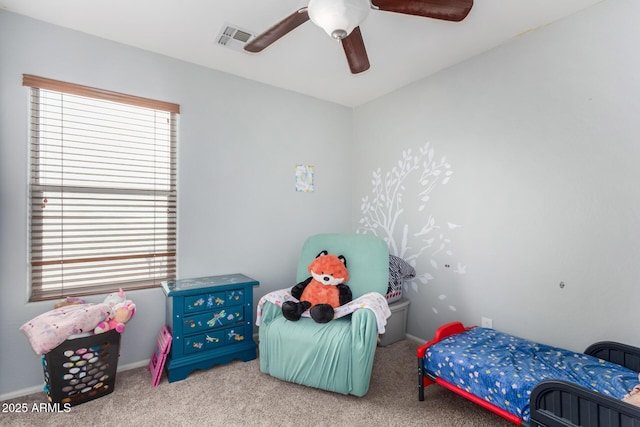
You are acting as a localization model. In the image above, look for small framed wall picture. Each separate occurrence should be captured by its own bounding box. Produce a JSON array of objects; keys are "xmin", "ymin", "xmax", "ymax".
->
[{"xmin": 295, "ymin": 164, "xmax": 315, "ymax": 192}]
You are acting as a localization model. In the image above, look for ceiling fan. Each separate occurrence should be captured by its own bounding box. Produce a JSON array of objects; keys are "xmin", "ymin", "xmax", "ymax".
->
[{"xmin": 243, "ymin": 0, "xmax": 474, "ymax": 74}]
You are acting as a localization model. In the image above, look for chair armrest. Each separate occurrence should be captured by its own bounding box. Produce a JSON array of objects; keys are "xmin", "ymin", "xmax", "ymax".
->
[{"xmin": 257, "ymin": 299, "xmax": 284, "ymax": 327}]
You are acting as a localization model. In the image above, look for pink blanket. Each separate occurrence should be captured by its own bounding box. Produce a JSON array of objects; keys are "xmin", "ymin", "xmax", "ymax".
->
[{"xmin": 20, "ymin": 303, "xmax": 112, "ymax": 354}]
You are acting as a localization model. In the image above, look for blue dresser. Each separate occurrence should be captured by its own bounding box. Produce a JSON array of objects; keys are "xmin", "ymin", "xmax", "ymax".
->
[{"xmin": 161, "ymin": 274, "xmax": 259, "ymax": 382}]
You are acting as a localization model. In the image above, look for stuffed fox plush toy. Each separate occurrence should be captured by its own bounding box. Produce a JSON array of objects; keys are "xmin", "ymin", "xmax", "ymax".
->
[{"xmin": 282, "ymin": 251, "xmax": 352, "ymax": 323}]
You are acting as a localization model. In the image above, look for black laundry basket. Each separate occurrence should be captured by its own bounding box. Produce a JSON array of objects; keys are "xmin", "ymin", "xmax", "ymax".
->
[{"xmin": 41, "ymin": 329, "xmax": 121, "ymax": 406}]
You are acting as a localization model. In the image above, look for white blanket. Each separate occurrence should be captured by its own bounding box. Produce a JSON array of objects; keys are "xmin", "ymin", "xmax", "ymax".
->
[{"xmin": 256, "ymin": 288, "xmax": 391, "ymax": 333}]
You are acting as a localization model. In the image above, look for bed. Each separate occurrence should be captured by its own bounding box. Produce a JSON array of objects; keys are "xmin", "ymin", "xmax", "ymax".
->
[{"xmin": 417, "ymin": 322, "xmax": 640, "ymax": 427}]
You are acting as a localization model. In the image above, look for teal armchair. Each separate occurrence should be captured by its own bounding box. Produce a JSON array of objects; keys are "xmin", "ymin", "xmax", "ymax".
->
[{"xmin": 257, "ymin": 233, "xmax": 390, "ymax": 396}]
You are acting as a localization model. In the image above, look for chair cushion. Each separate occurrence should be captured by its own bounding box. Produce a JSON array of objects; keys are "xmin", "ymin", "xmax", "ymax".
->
[{"xmin": 296, "ymin": 233, "xmax": 389, "ymax": 299}]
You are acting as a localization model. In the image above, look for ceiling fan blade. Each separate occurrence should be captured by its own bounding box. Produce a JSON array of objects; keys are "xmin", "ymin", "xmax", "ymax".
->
[
  {"xmin": 341, "ymin": 27, "xmax": 370, "ymax": 74},
  {"xmin": 244, "ymin": 8, "xmax": 310, "ymax": 53},
  {"xmin": 371, "ymin": 0, "xmax": 473, "ymax": 22}
]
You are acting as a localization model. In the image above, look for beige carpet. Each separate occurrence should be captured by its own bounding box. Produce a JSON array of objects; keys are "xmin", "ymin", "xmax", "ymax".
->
[{"xmin": 1, "ymin": 339, "xmax": 511, "ymax": 426}]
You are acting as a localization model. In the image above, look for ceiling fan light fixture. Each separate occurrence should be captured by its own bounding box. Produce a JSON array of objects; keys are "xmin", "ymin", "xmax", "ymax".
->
[{"xmin": 308, "ymin": 0, "xmax": 370, "ymax": 40}]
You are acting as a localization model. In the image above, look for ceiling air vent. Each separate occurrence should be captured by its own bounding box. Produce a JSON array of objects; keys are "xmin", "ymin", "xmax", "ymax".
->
[{"xmin": 216, "ymin": 24, "xmax": 254, "ymax": 53}]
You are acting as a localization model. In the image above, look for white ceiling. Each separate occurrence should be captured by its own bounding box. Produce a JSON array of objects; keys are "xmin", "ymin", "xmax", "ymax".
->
[{"xmin": 1, "ymin": 0, "xmax": 604, "ymax": 107}]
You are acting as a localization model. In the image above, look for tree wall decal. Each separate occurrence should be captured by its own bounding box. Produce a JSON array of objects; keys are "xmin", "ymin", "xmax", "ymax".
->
[{"xmin": 357, "ymin": 142, "xmax": 465, "ymax": 313}]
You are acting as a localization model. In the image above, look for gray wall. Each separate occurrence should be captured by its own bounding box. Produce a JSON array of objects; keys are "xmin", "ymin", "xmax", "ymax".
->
[
  {"xmin": 352, "ymin": 0, "xmax": 640, "ymax": 352},
  {"xmin": 0, "ymin": 10, "xmax": 352, "ymax": 397}
]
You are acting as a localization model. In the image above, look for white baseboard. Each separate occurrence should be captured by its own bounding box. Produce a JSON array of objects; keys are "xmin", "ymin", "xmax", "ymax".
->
[
  {"xmin": 0, "ymin": 385, "xmax": 44, "ymax": 402},
  {"xmin": 118, "ymin": 359, "xmax": 150, "ymax": 371},
  {"xmin": 0, "ymin": 359, "xmax": 150, "ymax": 402},
  {"xmin": 405, "ymin": 332, "xmax": 426, "ymax": 344}
]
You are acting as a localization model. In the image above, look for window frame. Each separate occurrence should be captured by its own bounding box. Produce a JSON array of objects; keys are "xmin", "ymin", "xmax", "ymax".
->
[{"xmin": 24, "ymin": 74, "xmax": 179, "ymax": 301}]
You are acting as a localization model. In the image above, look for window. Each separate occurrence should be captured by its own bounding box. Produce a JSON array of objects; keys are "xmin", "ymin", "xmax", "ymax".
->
[{"xmin": 24, "ymin": 75, "xmax": 179, "ymax": 301}]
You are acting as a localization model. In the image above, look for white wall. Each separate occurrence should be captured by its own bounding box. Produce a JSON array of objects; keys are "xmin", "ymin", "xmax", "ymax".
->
[
  {"xmin": 353, "ymin": 0, "xmax": 640, "ymax": 352},
  {"xmin": 0, "ymin": 10, "xmax": 352, "ymax": 397}
]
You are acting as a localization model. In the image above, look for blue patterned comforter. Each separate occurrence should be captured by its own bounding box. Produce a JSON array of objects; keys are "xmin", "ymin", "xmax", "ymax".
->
[{"xmin": 424, "ymin": 327, "xmax": 639, "ymax": 422}]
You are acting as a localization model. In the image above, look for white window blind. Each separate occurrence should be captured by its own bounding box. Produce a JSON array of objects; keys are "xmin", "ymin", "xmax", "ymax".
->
[{"xmin": 24, "ymin": 75, "xmax": 179, "ymax": 301}]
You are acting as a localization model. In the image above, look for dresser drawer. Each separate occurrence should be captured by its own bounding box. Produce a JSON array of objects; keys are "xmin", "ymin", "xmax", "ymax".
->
[
  {"xmin": 182, "ymin": 307, "xmax": 244, "ymax": 333},
  {"xmin": 184, "ymin": 290, "xmax": 245, "ymax": 313},
  {"xmin": 182, "ymin": 326, "xmax": 248, "ymax": 355},
  {"xmin": 183, "ymin": 330, "xmax": 225, "ymax": 354}
]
